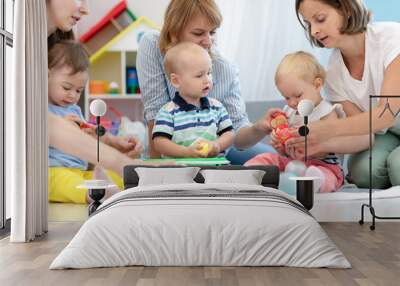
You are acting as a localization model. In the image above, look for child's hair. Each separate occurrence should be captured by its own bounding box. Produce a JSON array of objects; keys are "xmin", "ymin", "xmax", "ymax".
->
[
  {"xmin": 295, "ymin": 0, "xmax": 371, "ymax": 47},
  {"xmin": 159, "ymin": 0, "xmax": 222, "ymax": 54},
  {"xmin": 48, "ymin": 30, "xmax": 75, "ymax": 50},
  {"xmin": 275, "ymin": 51, "xmax": 326, "ymax": 84},
  {"xmin": 48, "ymin": 40, "xmax": 89, "ymax": 74},
  {"xmin": 164, "ymin": 42, "xmax": 209, "ymax": 80}
]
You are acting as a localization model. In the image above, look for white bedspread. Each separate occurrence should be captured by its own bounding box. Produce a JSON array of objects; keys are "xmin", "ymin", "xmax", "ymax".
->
[{"xmin": 50, "ymin": 183, "xmax": 350, "ymax": 269}]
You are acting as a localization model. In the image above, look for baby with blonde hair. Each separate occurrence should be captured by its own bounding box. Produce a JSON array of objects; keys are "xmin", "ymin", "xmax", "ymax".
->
[{"xmin": 246, "ymin": 51, "xmax": 344, "ymax": 193}]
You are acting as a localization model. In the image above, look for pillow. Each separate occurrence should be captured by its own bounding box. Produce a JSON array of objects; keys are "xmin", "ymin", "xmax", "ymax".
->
[
  {"xmin": 200, "ymin": 169, "xmax": 266, "ymax": 185},
  {"xmin": 135, "ymin": 167, "xmax": 200, "ymax": 186}
]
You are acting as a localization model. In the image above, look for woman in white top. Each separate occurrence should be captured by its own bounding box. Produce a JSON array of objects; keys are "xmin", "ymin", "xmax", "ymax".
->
[{"xmin": 290, "ymin": 0, "xmax": 400, "ymax": 188}]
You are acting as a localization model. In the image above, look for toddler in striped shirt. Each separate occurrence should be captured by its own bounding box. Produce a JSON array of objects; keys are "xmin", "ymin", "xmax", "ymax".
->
[{"xmin": 152, "ymin": 42, "xmax": 234, "ymax": 158}]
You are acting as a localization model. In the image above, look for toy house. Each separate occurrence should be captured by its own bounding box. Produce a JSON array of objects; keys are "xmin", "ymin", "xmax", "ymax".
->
[
  {"xmin": 80, "ymin": 15, "xmax": 159, "ymax": 123},
  {"xmin": 79, "ymin": 0, "xmax": 137, "ymax": 56}
]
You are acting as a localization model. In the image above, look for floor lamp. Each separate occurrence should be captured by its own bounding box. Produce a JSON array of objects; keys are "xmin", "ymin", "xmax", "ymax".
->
[
  {"xmin": 78, "ymin": 99, "xmax": 116, "ymax": 216},
  {"xmin": 290, "ymin": 99, "xmax": 316, "ymax": 210}
]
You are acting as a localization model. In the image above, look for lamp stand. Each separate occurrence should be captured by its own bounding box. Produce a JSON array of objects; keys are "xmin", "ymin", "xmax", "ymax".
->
[
  {"xmin": 292, "ymin": 115, "xmax": 313, "ymax": 210},
  {"xmin": 88, "ymin": 116, "xmax": 106, "ymax": 215}
]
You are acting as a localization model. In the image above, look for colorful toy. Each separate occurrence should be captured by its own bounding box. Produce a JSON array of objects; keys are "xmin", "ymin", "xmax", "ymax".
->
[
  {"xmin": 191, "ymin": 139, "xmax": 210, "ymax": 156},
  {"xmin": 108, "ymin": 81, "xmax": 120, "ymax": 94},
  {"xmin": 197, "ymin": 142, "xmax": 210, "ymax": 156},
  {"xmin": 270, "ymin": 111, "xmax": 294, "ymax": 144},
  {"xmin": 79, "ymin": 121, "xmax": 96, "ymax": 129},
  {"xmin": 79, "ymin": 0, "xmax": 137, "ymax": 56},
  {"xmin": 270, "ymin": 111, "xmax": 288, "ymax": 129},
  {"xmin": 126, "ymin": 67, "xmax": 139, "ymax": 94},
  {"xmin": 89, "ymin": 80, "xmax": 108, "ymax": 94}
]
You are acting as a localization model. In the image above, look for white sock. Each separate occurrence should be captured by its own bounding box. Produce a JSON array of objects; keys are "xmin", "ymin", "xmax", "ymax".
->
[{"xmin": 305, "ymin": 166, "xmax": 325, "ymax": 193}]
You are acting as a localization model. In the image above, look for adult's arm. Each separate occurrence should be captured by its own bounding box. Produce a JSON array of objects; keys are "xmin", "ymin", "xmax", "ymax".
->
[
  {"xmin": 146, "ymin": 120, "xmax": 161, "ymax": 158},
  {"xmin": 234, "ymin": 108, "xmax": 283, "ymax": 149},
  {"xmin": 212, "ymin": 59, "xmax": 257, "ymax": 149},
  {"xmin": 314, "ymin": 101, "xmax": 370, "ymax": 154},
  {"xmin": 287, "ymin": 100, "xmax": 372, "ymax": 154},
  {"xmin": 313, "ymin": 134, "xmax": 370, "ymax": 155},
  {"xmin": 48, "ymin": 113, "xmax": 141, "ymax": 176},
  {"xmin": 136, "ymin": 33, "xmax": 170, "ymax": 158}
]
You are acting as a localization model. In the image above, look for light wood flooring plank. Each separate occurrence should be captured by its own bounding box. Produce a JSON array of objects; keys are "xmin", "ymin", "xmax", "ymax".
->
[{"xmin": 1, "ymin": 222, "xmax": 400, "ymax": 286}]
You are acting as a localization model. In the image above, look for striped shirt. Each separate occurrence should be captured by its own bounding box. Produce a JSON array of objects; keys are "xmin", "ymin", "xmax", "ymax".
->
[
  {"xmin": 153, "ymin": 93, "xmax": 233, "ymax": 149},
  {"xmin": 136, "ymin": 32, "xmax": 250, "ymax": 131}
]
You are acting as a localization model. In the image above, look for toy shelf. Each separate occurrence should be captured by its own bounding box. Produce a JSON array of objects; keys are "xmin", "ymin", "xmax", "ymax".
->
[
  {"xmin": 84, "ymin": 50, "xmax": 143, "ymax": 122},
  {"xmin": 82, "ymin": 16, "xmax": 159, "ymax": 123}
]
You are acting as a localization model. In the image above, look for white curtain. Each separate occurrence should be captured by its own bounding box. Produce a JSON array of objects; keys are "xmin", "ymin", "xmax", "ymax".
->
[
  {"xmin": 216, "ymin": 0, "xmax": 331, "ymax": 102},
  {"xmin": 8, "ymin": 0, "xmax": 48, "ymax": 242}
]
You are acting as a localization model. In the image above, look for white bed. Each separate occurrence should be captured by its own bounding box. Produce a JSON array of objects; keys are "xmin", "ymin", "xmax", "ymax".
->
[{"xmin": 50, "ymin": 182, "xmax": 350, "ymax": 269}]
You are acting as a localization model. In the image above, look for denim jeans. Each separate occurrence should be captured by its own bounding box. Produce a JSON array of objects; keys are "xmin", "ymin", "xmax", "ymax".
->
[{"xmin": 226, "ymin": 142, "xmax": 277, "ymax": 165}]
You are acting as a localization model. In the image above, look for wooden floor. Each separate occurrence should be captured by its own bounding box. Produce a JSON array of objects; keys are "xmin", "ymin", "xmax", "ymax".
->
[{"xmin": 1, "ymin": 220, "xmax": 400, "ymax": 286}]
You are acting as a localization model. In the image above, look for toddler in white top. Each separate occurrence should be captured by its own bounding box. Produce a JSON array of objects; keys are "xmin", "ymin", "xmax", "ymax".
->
[{"xmin": 246, "ymin": 51, "xmax": 344, "ymax": 193}]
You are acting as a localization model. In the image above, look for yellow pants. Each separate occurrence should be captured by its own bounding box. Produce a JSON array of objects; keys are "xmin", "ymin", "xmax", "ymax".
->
[{"xmin": 48, "ymin": 167, "xmax": 124, "ymax": 204}]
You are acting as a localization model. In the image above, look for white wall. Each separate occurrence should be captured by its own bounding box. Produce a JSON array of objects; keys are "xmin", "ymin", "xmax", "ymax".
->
[{"xmin": 77, "ymin": 0, "xmax": 169, "ymax": 36}]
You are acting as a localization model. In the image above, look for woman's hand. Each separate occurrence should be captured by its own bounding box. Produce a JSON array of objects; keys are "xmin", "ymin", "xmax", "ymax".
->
[
  {"xmin": 270, "ymin": 130, "xmax": 286, "ymax": 156},
  {"xmin": 254, "ymin": 108, "xmax": 285, "ymax": 134},
  {"xmin": 285, "ymin": 137, "xmax": 328, "ymax": 160},
  {"xmin": 287, "ymin": 121, "xmax": 334, "ymax": 149},
  {"xmin": 107, "ymin": 135, "xmax": 144, "ymax": 159},
  {"xmin": 284, "ymin": 142, "xmax": 300, "ymax": 160},
  {"xmin": 63, "ymin": 114, "xmax": 82, "ymax": 127}
]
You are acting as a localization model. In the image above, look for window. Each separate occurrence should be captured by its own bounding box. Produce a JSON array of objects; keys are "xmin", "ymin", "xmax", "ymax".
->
[{"xmin": 1, "ymin": 0, "xmax": 14, "ymax": 233}]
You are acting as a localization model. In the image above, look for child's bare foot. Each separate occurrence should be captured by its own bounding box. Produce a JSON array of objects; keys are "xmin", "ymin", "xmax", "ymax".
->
[
  {"xmin": 305, "ymin": 166, "xmax": 325, "ymax": 193},
  {"xmin": 87, "ymin": 165, "xmax": 121, "ymax": 202}
]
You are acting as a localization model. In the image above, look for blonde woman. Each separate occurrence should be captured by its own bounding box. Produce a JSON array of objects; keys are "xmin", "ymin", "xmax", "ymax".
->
[
  {"xmin": 288, "ymin": 0, "xmax": 400, "ymax": 188},
  {"xmin": 137, "ymin": 0, "xmax": 276, "ymax": 164}
]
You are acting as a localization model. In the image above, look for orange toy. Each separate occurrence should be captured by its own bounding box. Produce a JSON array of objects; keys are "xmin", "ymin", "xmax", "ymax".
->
[
  {"xmin": 270, "ymin": 111, "xmax": 294, "ymax": 144},
  {"xmin": 270, "ymin": 111, "xmax": 288, "ymax": 129}
]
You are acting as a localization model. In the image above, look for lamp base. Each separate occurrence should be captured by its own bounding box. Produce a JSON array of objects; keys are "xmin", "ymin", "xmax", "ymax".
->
[
  {"xmin": 296, "ymin": 180, "xmax": 314, "ymax": 210},
  {"xmin": 77, "ymin": 180, "xmax": 117, "ymax": 216},
  {"xmin": 88, "ymin": 188, "xmax": 106, "ymax": 216},
  {"xmin": 290, "ymin": 176, "xmax": 317, "ymax": 210}
]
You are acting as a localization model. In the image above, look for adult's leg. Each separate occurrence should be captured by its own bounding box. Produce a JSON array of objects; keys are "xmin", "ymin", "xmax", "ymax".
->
[
  {"xmin": 48, "ymin": 113, "xmax": 139, "ymax": 176},
  {"xmin": 387, "ymin": 142, "xmax": 400, "ymax": 186},
  {"xmin": 226, "ymin": 142, "xmax": 276, "ymax": 165},
  {"xmin": 347, "ymin": 133, "xmax": 400, "ymax": 189}
]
